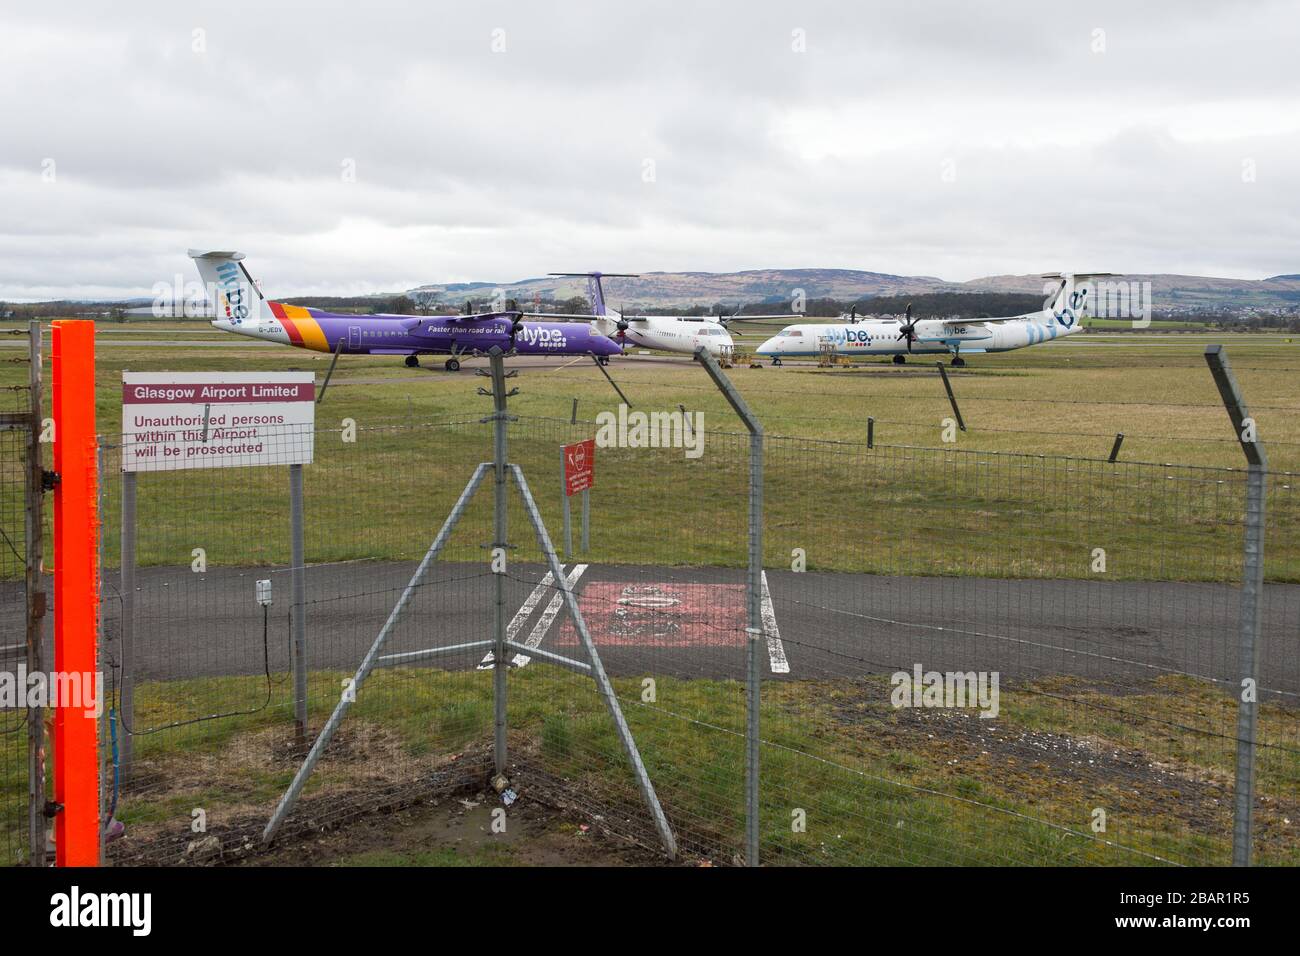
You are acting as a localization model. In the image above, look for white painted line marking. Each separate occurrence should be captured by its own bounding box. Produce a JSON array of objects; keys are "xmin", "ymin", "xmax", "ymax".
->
[
  {"xmin": 477, "ymin": 568, "xmax": 562, "ymax": 669},
  {"xmin": 761, "ymin": 570, "xmax": 790, "ymax": 674},
  {"xmin": 512, "ymin": 564, "xmax": 587, "ymax": 668}
]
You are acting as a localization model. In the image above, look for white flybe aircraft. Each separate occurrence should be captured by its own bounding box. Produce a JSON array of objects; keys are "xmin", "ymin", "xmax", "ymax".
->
[
  {"xmin": 548, "ymin": 272, "xmax": 794, "ymax": 360},
  {"xmin": 755, "ymin": 273, "xmax": 1113, "ymax": 367}
]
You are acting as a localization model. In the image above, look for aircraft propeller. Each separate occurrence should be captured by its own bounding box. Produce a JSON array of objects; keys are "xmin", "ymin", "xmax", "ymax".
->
[
  {"xmin": 895, "ymin": 303, "xmax": 919, "ymax": 353},
  {"xmin": 506, "ymin": 299, "xmax": 524, "ymax": 339}
]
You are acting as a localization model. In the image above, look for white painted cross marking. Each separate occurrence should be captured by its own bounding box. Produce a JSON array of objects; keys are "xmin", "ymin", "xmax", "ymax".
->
[
  {"xmin": 477, "ymin": 565, "xmax": 587, "ymax": 669},
  {"xmin": 477, "ymin": 567, "xmax": 565, "ymax": 669},
  {"xmin": 761, "ymin": 570, "xmax": 790, "ymax": 674},
  {"xmin": 512, "ymin": 564, "xmax": 587, "ymax": 668}
]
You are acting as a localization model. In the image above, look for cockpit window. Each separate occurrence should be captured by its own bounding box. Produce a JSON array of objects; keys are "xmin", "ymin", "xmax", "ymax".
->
[{"xmin": 780, "ymin": 328, "xmax": 803, "ymax": 336}]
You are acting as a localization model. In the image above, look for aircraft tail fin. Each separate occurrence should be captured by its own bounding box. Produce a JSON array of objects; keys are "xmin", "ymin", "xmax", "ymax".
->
[
  {"xmin": 189, "ymin": 249, "xmax": 268, "ymax": 325},
  {"xmin": 1041, "ymin": 272, "xmax": 1116, "ymax": 317},
  {"xmin": 549, "ymin": 271, "xmax": 638, "ymax": 319}
]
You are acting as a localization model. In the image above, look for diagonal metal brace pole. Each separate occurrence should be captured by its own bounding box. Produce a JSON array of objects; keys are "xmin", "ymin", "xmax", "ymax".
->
[
  {"xmin": 936, "ymin": 362, "xmax": 966, "ymax": 431},
  {"xmin": 1205, "ymin": 344, "xmax": 1267, "ymax": 866},
  {"xmin": 591, "ymin": 354, "xmax": 632, "ymax": 407},
  {"xmin": 263, "ymin": 462, "xmax": 491, "ymax": 844},
  {"xmin": 510, "ymin": 464, "xmax": 677, "ymax": 860},
  {"xmin": 316, "ymin": 338, "xmax": 345, "ymax": 405}
]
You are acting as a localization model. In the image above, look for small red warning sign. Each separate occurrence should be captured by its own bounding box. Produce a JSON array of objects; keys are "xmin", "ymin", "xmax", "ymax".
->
[{"xmin": 563, "ymin": 438, "xmax": 595, "ymax": 496}]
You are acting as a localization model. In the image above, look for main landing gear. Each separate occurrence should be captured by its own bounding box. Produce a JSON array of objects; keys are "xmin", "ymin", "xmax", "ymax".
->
[
  {"xmin": 404, "ymin": 355, "xmax": 420, "ymax": 368},
  {"xmin": 444, "ymin": 357, "xmax": 461, "ymax": 372},
  {"xmin": 892, "ymin": 354, "xmax": 906, "ymax": 365},
  {"xmin": 950, "ymin": 356, "xmax": 966, "ymax": 368}
]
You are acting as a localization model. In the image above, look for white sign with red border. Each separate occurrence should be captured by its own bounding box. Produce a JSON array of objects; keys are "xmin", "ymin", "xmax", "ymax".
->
[{"xmin": 121, "ymin": 371, "xmax": 315, "ymax": 472}]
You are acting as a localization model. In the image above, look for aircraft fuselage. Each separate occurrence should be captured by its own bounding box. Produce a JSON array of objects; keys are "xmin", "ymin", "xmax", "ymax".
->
[
  {"xmin": 213, "ymin": 304, "xmax": 622, "ymax": 358},
  {"xmin": 755, "ymin": 310, "xmax": 1082, "ymax": 360}
]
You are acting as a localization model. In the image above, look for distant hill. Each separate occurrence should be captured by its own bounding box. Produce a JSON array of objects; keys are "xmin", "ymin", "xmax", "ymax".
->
[
  {"xmin": 410, "ymin": 269, "xmax": 957, "ymax": 311},
  {"xmin": 959, "ymin": 273, "xmax": 1300, "ymax": 311},
  {"xmin": 408, "ymin": 269, "xmax": 1300, "ymax": 313}
]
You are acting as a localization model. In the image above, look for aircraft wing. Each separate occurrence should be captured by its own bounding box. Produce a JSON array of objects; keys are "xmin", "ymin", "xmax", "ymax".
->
[
  {"xmin": 518, "ymin": 311, "xmax": 800, "ymax": 323},
  {"xmin": 400, "ymin": 312, "xmax": 528, "ymax": 330},
  {"xmin": 519, "ymin": 312, "xmax": 598, "ymax": 322},
  {"xmin": 945, "ymin": 314, "xmax": 1040, "ymax": 325}
]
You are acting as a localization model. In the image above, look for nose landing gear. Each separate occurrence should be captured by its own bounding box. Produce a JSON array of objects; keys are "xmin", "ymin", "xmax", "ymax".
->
[
  {"xmin": 444, "ymin": 357, "xmax": 461, "ymax": 372},
  {"xmin": 404, "ymin": 355, "xmax": 420, "ymax": 368}
]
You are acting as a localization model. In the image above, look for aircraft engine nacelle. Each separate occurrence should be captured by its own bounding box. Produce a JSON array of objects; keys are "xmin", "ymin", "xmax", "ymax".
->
[{"xmin": 913, "ymin": 319, "xmax": 950, "ymax": 341}]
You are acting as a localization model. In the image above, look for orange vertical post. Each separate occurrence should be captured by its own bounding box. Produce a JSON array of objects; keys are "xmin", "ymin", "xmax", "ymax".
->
[{"xmin": 51, "ymin": 319, "xmax": 100, "ymax": 866}]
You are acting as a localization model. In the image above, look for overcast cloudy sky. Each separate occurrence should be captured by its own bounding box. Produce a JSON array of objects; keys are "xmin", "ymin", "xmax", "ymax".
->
[{"xmin": 2, "ymin": 0, "xmax": 1297, "ymax": 299}]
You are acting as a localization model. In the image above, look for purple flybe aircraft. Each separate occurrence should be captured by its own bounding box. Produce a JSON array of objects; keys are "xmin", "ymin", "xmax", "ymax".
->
[{"xmin": 190, "ymin": 250, "xmax": 622, "ymax": 371}]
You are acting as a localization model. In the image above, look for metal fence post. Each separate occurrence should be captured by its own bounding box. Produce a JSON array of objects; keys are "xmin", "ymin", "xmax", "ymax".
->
[
  {"xmin": 581, "ymin": 487, "xmax": 590, "ymax": 553},
  {"xmin": 694, "ymin": 347, "xmax": 763, "ymax": 867},
  {"xmin": 50, "ymin": 319, "xmax": 100, "ymax": 866},
  {"xmin": 1204, "ymin": 344, "xmax": 1267, "ymax": 866},
  {"xmin": 119, "ymin": 471, "xmax": 135, "ymax": 773},
  {"xmin": 489, "ymin": 350, "xmax": 511, "ymax": 778},
  {"xmin": 24, "ymin": 320, "xmax": 46, "ymax": 865},
  {"xmin": 96, "ymin": 439, "xmax": 107, "ymax": 866},
  {"xmin": 289, "ymin": 463, "xmax": 308, "ymax": 742},
  {"xmin": 560, "ymin": 446, "xmax": 572, "ymax": 558}
]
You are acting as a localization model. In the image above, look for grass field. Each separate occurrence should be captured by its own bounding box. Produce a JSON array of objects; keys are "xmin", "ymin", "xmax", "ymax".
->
[
  {"xmin": 3, "ymin": 665, "xmax": 1290, "ymax": 866},
  {"xmin": 3, "ymin": 323, "xmax": 1300, "ymax": 582},
  {"xmin": 7, "ymin": 321, "xmax": 1300, "ymax": 467}
]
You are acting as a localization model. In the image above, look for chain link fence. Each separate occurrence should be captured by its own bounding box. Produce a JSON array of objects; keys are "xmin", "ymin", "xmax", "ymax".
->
[
  {"xmin": 4, "ymin": 345, "xmax": 1295, "ymax": 867},
  {"xmin": 1, "ymin": 324, "xmax": 42, "ymax": 868},
  {"xmin": 760, "ymin": 436, "xmax": 1297, "ymax": 864}
]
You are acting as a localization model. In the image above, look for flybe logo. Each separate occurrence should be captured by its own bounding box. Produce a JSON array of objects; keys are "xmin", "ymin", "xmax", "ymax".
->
[
  {"xmin": 824, "ymin": 327, "xmax": 871, "ymax": 345},
  {"xmin": 215, "ymin": 261, "xmax": 250, "ymax": 324},
  {"xmin": 1053, "ymin": 288, "xmax": 1088, "ymax": 329},
  {"xmin": 517, "ymin": 326, "xmax": 567, "ymax": 348}
]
